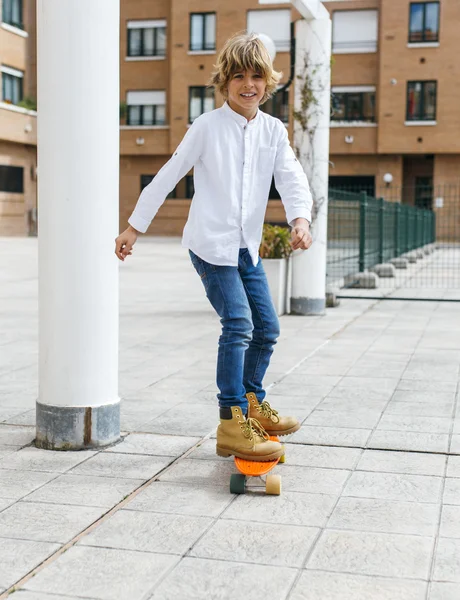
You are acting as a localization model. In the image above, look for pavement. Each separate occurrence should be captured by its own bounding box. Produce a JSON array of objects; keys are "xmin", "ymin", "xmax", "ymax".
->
[{"xmin": 0, "ymin": 236, "xmax": 459, "ymax": 600}]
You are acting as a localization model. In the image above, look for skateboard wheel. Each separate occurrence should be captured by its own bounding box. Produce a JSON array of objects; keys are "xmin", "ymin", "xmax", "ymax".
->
[
  {"xmin": 266, "ymin": 474, "xmax": 281, "ymax": 495},
  {"xmin": 230, "ymin": 473, "xmax": 246, "ymax": 494},
  {"xmin": 279, "ymin": 454, "xmax": 286, "ymax": 464}
]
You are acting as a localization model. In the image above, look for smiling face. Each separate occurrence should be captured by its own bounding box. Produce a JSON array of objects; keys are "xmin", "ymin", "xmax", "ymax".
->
[{"xmin": 226, "ymin": 69, "xmax": 267, "ymax": 121}]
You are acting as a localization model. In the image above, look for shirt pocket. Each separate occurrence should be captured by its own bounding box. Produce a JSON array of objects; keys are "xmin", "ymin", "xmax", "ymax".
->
[{"xmin": 257, "ymin": 146, "xmax": 277, "ymax": 175}]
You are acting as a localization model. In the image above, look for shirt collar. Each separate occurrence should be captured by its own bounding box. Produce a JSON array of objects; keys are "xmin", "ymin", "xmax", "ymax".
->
[{"xmin": 222, "ymin": 101, "xmax": 260, "ymax": 127}]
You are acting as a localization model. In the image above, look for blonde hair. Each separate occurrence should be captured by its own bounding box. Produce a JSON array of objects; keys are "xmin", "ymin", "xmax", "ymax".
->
[{"xmin": 210, "ymin": 32, "xmax": 282, "ymax": 105}]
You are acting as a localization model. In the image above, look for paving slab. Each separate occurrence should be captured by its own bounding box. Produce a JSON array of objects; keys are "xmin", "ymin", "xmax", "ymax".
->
[
  {"xmin": 23, "ymin": 546, "xmax": 177, "ymax": 600},
  {"xmin": 221, "ymin": 490, "xmax": 336, "ymax": 528},
  {"xmin": 450, "ymin": 434, "xmax": 460, "ymax": 454},
  {"xmin": 190, "ymin": 519, "xmax": 319, "ymax": 568},
  {"xmin": 138, "ymin": 402, "xmax": 218, "ymax": 436},
  {"xmin": 290, "ymin": 571, "xmax": 427, "ymax": 600},
  {"xmin": 433, "ymin": 537, "xmax": 460, "ymax": 583},
  {"xmin": 447, "ymin": 456, "xmax": 460, "ymax": 477},
  {"xmin": 69, "ymin": 452, "xmax": 172, "ymax": 480},
  {"xmin": 4, "ymin": 409, "xmax": 36, "ymax": 426},
  {"xmin": 288, "ymin": 425, "xmax": 372, "ymax": 447},
  {"xmin": 428, "ymin": 582, "xmax": 460, "ymax": 599},
  {"xmin": 391, "ymin": 390, "xmax": 455, "ymax": 403},
  {"xmin": 79, "ymin": 509, "xmax": 212, "ymax": 555},
  {"xmin": 158, "ymin": 458, "xmax": 236, "ymax": 488},
  {"xmin": 104, "ymin": 432, "xmax": 200, "ymax": 457},
  {"xmin": 304, "ymin": 409, "xmax": 381, "ymax": 429},
  {"xmin": 272, "ymin": 464, "xmax": 350, "ymax": 495},
  {"xmin": 377, "ymin": 414, "xmax": 452, "ymax": 434},
  {"xmin": 22, "ymin": 473, "xmax": 144, "ymax": 508},
  {"xmin": 0, "ymin": 538, "xmax": 60, "ymax": 590},
  {"xmin": 367, "ymin": 431, "xmax": 450, "ymax": 453},
  {"xmin": 329, "ymin": 496, "xmax": 439, "ymax": 536},
  {"xmin": 0, "ymin": 444, "xmax": 21, "ymax": 461},
  {"xmin": 0, "ymin": 469, "xmax": 58, "ymax": 500},
  {"xmin": 0, "ymin": 406, "xmax": 30, "ymax": 422},
  {"xmin": 356, "ymin": 449, "xmax": 446, "ymax": 477},
  {"xmin": 343, "ymin": 471, "xmax": 443, "ymax": 503},
  {"xmin": 0, "ymin": 425, "xmax": 35, "ymax": 446},
  {"xmin": 0, "ymin": 447, "xmax": 96, "ymax": 473},
  {"xmin": 439, "ymin": 505, "xmax": 460, "ymax": 538},
  {"xmin": 385, "ymin": 401, "xmax": 454, "ymax": 417},
  {"xmin": 0, "ymin": 501, "xmax": 104, "ymax": 543},
  {"xmin": 280, "ymin": 443, "xmax": 361, "ymax": 470},
  {"xmin": 307, "ymin": 529, "xmax": 434, "ymax": 580},
  {"xmin": 13, "ymin": 592, "xmax": 99, "ymax": 600},
  {"xmin": 397, "ymin": 380, "xmax": 457, "ymax": 393},
  {"xmin": 125, "ymin": 481, "xmax": 232, "ymax": 517},
  {"xmin": 148, "ymin": 557, "xmax": 297, "ymax": 600}
]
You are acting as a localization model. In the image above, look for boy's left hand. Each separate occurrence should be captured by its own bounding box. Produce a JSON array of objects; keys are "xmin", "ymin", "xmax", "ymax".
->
[{"xmin": 291, "ymin": 219, "xmax": 312, "ymax": 251}]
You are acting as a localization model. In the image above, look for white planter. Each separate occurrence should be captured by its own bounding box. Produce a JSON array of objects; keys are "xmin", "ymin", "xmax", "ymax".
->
[{"xmin": 262, "ymin": 257, "xmax": 292, "ymax": 316}]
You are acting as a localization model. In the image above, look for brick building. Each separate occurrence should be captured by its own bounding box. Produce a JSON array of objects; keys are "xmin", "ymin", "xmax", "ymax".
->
[
  {"xmin": 0, "ymin": 0, "xmax": 37, "ymax": 235},
  {"xmin": 119, "ymin": 0, "xmax": 460, "ymax": 236},
  {"xmin": 0, "ymin": 0, "xmax": 459, "ymax": 235}
]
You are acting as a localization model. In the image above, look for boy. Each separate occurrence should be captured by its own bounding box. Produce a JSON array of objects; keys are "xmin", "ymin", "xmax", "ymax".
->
[{"xmin": 115, "ymin": 33, "xmax": 313, "ymax": 462}]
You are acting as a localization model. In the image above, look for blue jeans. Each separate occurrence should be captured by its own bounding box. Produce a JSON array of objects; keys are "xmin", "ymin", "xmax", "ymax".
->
[{"xmin": 189, "ymin": 249, "xmax": 280, "ymax": 412}]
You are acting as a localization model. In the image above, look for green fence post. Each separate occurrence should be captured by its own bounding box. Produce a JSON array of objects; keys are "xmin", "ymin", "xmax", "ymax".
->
[
  {"xmin": 418, "ymin": 211, "xmax": 423, "ymax": 247},
  {"xmin": 378, "ymin": 198, "xmax": 385, "ymax": 264},
  {"xmin": 359, "ymin": 191, "xmax": 367, "ymax": 272},
  {"xmin": 421, "ymin": 211, "xmax": 426, "ymax": 246},
  {"xmin": 395, "ymin": 203, "xmax": 401, "ymax": 257},
  {"xmin": 407, "ymin": 207, "xmax": 412, "ymax": 251}
]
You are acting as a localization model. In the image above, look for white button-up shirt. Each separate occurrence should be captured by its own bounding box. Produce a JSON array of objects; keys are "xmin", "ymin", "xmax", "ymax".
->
[{"xmin": 128, "ymin": 101, "xmax": 313, "ymax": 267}]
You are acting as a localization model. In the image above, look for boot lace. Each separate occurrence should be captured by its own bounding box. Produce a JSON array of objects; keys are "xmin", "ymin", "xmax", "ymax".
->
[
  {"xmin": 258, "ymin": 401, "xmax": 280, "ymax": 424},
  {"xmin": 240, "ymin": 417, "xmax": 269, "ymax": 448}
]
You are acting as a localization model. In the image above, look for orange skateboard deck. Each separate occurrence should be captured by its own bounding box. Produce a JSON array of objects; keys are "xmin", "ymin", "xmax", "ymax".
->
[{"xmin": 230, "ymin": 436, "xmax": 284, "ymax": 495}]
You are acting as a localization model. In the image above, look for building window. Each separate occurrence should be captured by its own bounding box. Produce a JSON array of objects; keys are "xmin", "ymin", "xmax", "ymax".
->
[
  {"xmin": 247, "ymin": 10, "xmax": 291, "ymax": 52},
  {"xmin": 190, "ymin": 13, "xmax": 216, "ymax": 51},
  {"xmin": 0, "ymin": 165, "xmax": 23, "ymax": 193},
  {"xmin": 409, "ymin": 2, "xmax": 439, "ymax": 43},
  {"xmin": 127, "ymin": 90, "xmax": 166, "ymax": 126},
  {"xmin": 332, "ymin": 10, "xmax": 378, "ymax": 53},
  {"xmin": 406, "ymin": 81, "xmax": 437, "ymax": 121},
  {"xmin": 329, "ymin": 175, "xmax": 375, "ymax": 197},
  {"xmin": 2, "ymin": 0, "xmax": 23, "ymax": 29},
  {"xmin": 141, "ymin": 174, "xmax": 175, "ymax": 199},
  {"xmin": 127, "ymin": 20, "xmax": 166, "ymax": 57},
  {"xmin": 1, "ymin": 65, "xmax": 23, "ymax": 105},
  {"xmin": 189, "ymin": 87, "xmax": 215, "ymax": 123},
  {"xmin": 260, "ymin": 89, "xmax": 289, "ymax": 123},
  {"xmin": 331, "ymin": 87, "xmax": 376, "ymax": 122}
]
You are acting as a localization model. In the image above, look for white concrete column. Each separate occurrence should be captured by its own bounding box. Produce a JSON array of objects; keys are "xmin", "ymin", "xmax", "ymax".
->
[
  {"xmin": 291, "ymin": 13, "xmax": 331, "ymax": 315},
  {"xmin": 36, "ymin": 0, "xmax": 120, "ymax": 449}
]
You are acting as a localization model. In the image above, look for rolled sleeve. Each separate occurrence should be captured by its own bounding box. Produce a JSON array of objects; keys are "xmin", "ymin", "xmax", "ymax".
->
[
  {"xmin": 273, "ymin": 123, "xmax": 313, "ymax": 226},
  {"xmin": 128, "ymin": 117, "xmax": 205, "ymax": 233}
]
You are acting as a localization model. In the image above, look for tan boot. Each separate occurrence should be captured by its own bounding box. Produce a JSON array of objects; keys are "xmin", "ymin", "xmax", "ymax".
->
[
  {"xmin": 246, "ymin": 392, "xmax": 300, "ymax": 436},
  {"xmin": 216, "ymin": 406, "xmax": 284, "ymax": 462}
]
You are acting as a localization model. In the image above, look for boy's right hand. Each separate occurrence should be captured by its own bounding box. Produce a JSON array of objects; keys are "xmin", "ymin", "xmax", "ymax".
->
[{"xmin": 115, "ymin": 225, "xmax": 138, "ymax": 261}]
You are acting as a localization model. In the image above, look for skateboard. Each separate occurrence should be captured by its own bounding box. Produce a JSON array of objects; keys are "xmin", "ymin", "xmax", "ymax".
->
[{"xmin": 229, "ymin": 436, "xmax": 285, "ymax": 495}]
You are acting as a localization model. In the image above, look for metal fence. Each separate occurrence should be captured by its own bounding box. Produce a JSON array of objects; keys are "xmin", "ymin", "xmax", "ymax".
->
[
  {"xmin": 327, "ymin": 189, "xmax": 435, "ymax": 281},
  {"xmin": 327, "ymin": 185, "xmax": 460, "ymax": 298}
]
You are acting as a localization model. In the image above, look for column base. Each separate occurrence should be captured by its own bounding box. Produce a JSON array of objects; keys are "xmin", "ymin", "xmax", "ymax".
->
[
  {"xmin": 35, "ymin": 400, "xmax": 120, "ymax": 451},
  {"xmin": 290, "ymin": 297, "xmax": 326, "ymax": 316}
]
